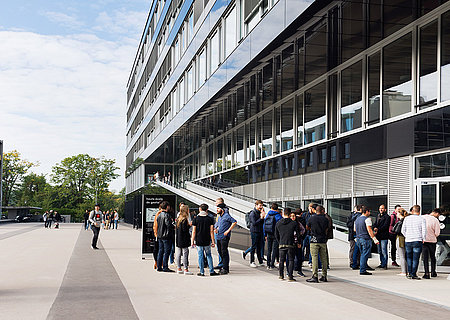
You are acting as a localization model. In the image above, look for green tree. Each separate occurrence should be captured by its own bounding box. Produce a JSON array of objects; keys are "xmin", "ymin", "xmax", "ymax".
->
[
  {"xmin": 15, "ymin": 173, "xmax": 49, "ymax": 207},
  {"xmin": 1, "ymin": 150, "xmax": 37, "ymax": 206}
]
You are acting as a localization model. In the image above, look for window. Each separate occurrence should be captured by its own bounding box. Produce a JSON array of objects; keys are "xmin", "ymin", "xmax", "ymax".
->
[
  {"xmin": 419, "ymin": 21, "xmax": 438, "ymax": 108},
  {"xmin": 179, "ymin": 78, "xmax": 185, "ymax": 106},
  {"xmin": 297, "ymin": 93, "xmax": 304, "ymax": 147},
  {"xmin": 281, "ymin": 99, "xmax": 294, "ymax": 152},
  {"xmin": 382, "ymin": 33, "xmax": 412, "ymax": 120},
  {"xmin": 210, "ymin": 30, "xmax": 220, "ymax": 74},
  {"xmin": 216, "ymin": 139, "xmax": 223, "ymax": 171},
  {"xmin": 188, "ymin": 12, "xmax": 194, "ymax": 43},
  {"xmin": 441, "ymin": 10, "xmax": 450, "ymax": 102},
  {"xmin": 383, "ymin": 0, "xmax": 413, "ymax": 37},
  {"xmin": 368, "ymin": 52, "xmax": 380, "ymax": 125},
  {"xmin": 341, "ymin": 0, "xmax": 364, "ymax": 62},
  {"xmin": 225, "ymin": 6, "xmax": 237, "ymax": 58},
  {"xmin": 248, "ymin": 120, "xmax": 256, "ymax": 162},
  {"xmin": 341, "ymin": 61, "xmax": 362, "ymax": 133},
  {"xmin": 319, "ymin": 148, "xmax": 327, "ymax": 164},
  {"xmin": 305, "ymin": 20, "xmax": 327, "ymax": 84},
  {"xmin": 369, "ymin": 0, "xmax": 382, "ymax": 46},
  {"xmin": 180, "ymin": 26, "xmax": 186, "ymax": 53},
  {"xmin": 236, "ymin": 86, "xmax": 245, "ymax": 126},
  {"xmin": 235, "ymin": 126, "xmax": 245, "ymax": 166},
  {"xmin": 262, "ymin": 63, "xmax": 273, "ymax": 109},
  {"xmin": 261, "ymin": 111, "xmax": 272, "ymax": 158},
  {"xmin": 330, "ymin": 145, "xmax": 337, "ymax": 162},
  {"xmin": 174, "ymin": 38, "xmax": 180, "ymax": 66},
  {"xmin": 304, "ymin": 81, "xmax": 326, "ymax": 144},
  {"xmin": 173, "ymin": 87, "xmax": 179, "ymax": 113},
  {"xmin": 298, "ymin": 37, "xmax": 305, "ymax": 88},
  {"xmin": 279, "ymin": 44, "xmax": 296, "ymax": 99},
  {"xmin": 225, "ymin": 134, "xmax": 232, "ymax": 169},
  {"xmin": 198, "ymin": 48, "xmax": 207, "ymax": 88},
  {"xmin": 187, "ymin": 66, "xmax": 194, "ymax": 99}
]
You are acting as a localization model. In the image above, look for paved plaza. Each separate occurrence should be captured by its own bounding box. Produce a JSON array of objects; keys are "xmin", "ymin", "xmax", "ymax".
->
[{"xmin": 1, "ymin": 223, "xmax": 449, "ymax": 320}]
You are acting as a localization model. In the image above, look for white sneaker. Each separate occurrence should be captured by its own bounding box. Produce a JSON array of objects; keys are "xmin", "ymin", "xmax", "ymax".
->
[
  {"xmin": 184, "ymin": 270, "xmax": 193, "ymax": 275},
  {"xmin": 258, "ymin": 262, "xmax": 265, "ymax": 267},
  {"xmin": 250, "ymin": 262, "xmax": 257, "ymax": 268},
  {"xmin": 177, "ymin": 269, "xmax": 184, "ymax": 274},
  {"xmin": 275, "ymin": 262, "xmax": 280, "ymax": 268},
  {"xmin": 397, "ymin": 273, "xmax": 407, "ymax": 276}
]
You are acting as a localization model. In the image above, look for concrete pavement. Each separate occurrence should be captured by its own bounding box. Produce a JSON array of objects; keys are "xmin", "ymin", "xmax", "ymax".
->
[{"xmin": 1, "ymin": 222, "xmax": 449, "ymax": 319}]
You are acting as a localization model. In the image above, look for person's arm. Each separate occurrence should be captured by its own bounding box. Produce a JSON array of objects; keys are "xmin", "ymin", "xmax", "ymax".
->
[
  {"xmin": 210, "ymin": 225, "xmax": 215, "ymax": 247},
  {"xmin": 367, "ymin": 223, "xmax": 379, "ymax": 244},
  {"xmin": 225, "ymin": 221, "xmax": 237, "ymax": 236},
  {"xmin": 191, "ymin": 226, "xmax": 196, "ymax": 247},
  {"xmin": 88, "ymin": 211, "xmax": 95, "ymax": 224},
  {"xmin": 421, "ymin": 218, "xmax": 427, "ymax": 242},
  {"xmin": 434, "ymin": 219, "xmax": 441, "ymax": 237},
  {"xmin": 275, "ymin": 224, "xmax": 280, "ymax": 243}
]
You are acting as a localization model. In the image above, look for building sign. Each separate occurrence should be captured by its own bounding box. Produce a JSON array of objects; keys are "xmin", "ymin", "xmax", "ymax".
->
[{"xmin": 141, "ymin": 194, "xmax": 176, "ymax": 258}]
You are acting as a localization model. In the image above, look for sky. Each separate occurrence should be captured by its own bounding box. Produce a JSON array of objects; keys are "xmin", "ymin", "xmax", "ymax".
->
[{"xmin": 0, "ymin": 0, "xmax": 151, "ymax": 192}]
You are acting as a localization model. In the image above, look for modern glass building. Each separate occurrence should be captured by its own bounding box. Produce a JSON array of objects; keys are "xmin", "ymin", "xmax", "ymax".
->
[{"xmin": 126, "ymin": 1, "xmax": 450, "ymax": 265}]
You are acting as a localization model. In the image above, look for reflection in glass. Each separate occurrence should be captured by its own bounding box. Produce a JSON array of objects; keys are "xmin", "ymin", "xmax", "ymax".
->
[
  {"xmin": 281, "ymin": 99, "xmax": 294, "ymax": 152},
  {"xmin": 341, "ymin": 0, "xmax": 364, "ymax": 62},
  {"xmin": 216, "ymin": 139, "xmax": 223, "ymax": 171},
  {"xmin": 368, "ymin": 53, "xmax": 380, "ymax": 125},
  {"xmin": 248, "ymin": 120, "xmax": 256, "ymax": 162},
  {"xmin": 198, "ymin": 48, "xmax": 207, "ymax": 88},
  {"xmin": 208, "ymin": 144, "xmax": 214, "ymax": 175},
  {"xmin": 297, "ymin": 94, "xmax": 303, "ymax": 146},
  {"xmin": 179, "ymin": 78, "xmax": 185, "ymax": 106},
  {"xmin": 305, "ymin": 20, "xmax": 327, "ymax": 84},
  {"xmin": 187, "ymin": 66, "xmax": 194, "ymax": 100},
  {"xmin": 419, "ymin": 21, "xmax": 438, "ymax": 108},
  {"xmin": 304, "ymin": 81, "xmax": 326, "ymax": 144},
  {"xmin": 225, "ymin": 6, "xmax": 237, "ymax": 58},
  {"xmin": 328, "ymin": 198, "xmax": 351, "ymax": 227},
  {"xmin": 280, "ymin": 45, "xmax": 296, "ymax": 99},
  {"xmin": 441, "ymin": 11, "xmax": 450, "ymax": 102},
  {"xmin": 341, "ymin": 61, "xmax": 362, "ymax": 132},
  {"xmin": 369, "ymin": 0, "xmax": 382, "ymax": 46},
  {"xmin": 383, "ymin": 0, "xmax": 413, "ymax": 37},
  {"xmin": 298, "ymin": 37, "xmax": 305, "ymax": 88},
  {"xmin": 262, "ymin": 63, "xmax": 273, "ymax": 109},
  {"xmin": 235, "ymin": 126, "xmax": 245, "ymax": 167},
  {"xmin": 226, "ymin": 134, "xmax": 232, "ymax": 169},
  {"xmin": 210, "ymin": 30, "xmax": 220, "ymax": 74},
  {"xmin": 382, "ymin": 33, "xmax": 412, "ymax": 120},
  {"xmin": 262, "ymin": 111, "xmax": 272, "ymax": 158},
  {"xmin": 275, "ymin": 106, "xmax": 281, "ymax": 154}
]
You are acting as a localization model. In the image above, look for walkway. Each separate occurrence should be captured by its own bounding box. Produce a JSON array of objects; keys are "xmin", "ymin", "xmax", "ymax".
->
[{"xmin": 0, "ymin": 222, "xmax": 449, "ymax": 319}]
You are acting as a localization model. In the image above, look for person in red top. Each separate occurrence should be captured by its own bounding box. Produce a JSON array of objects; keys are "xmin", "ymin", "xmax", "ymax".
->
[{"xmin": 388, "ymin": 205, "xmax": 402, "ymax": 267}]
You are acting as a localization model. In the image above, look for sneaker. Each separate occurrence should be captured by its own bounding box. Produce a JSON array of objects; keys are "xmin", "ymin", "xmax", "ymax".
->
[
  {"xmin": 376, "ymin": 265, "xmax": 383, "ymax": 269},
  {"xmin": 406, "ymin": 274, "xmax": 412, "ymax": 279},
  {"xmin": 422, "ymin": 274, "xmax": 430, "ymax": 279},
  {"xmin": 157, "ymin": 269, "xmax": 163, "ymax": 272},
  {"xmin": 278, "ymin": 276, "xmax": 284, "ymax": 280},
  {"xmin": 411, "ymin": 276, "xmax": 421, "ymax": 280},
  {"xmin": 267, "ymin": 266, "xmax": 272, "ymax": 270},
  {"xmin": 258, "ymin": 262, "xmax": 265, "ymax": 267},
  {"xmin": 392, "ymin": 261, "xmax": 399, "ymax": 267},
  {"xmin": 431, "ymin": 271, "xmax": 437, "ymax": 278},
  {"xmin": 275, "ymin": 262, "xmax": 280, "ymax": 268},
  {"xmin": 197, "ymin": 273, "xmax": 205, "ymax": 277},
  {"xmin": 163, "ymin": 269, "xmax": 175, "ymax": 273},
  {"xmin": 177, "ymin": 269, "xmax": 184, "ymax": 274},
  {"xmin": 242, "ymin": 252, "xmax": 247, "ymax": 260},
  {"xmin": 213, "ymin": 266, "xmax": 222, "ymax": 270},
  {"xmin": 250, "ymin": 262, "xmax": 257, "ymax": 268},
  {"xmin": 184, "ymin": 270, "xmax": 193, "ymax": 275},
  {"xmin": 397, "ymin": 273, "xmax": 407, "ymax": 276},
  {"xmin": 360, "ymin": 271, "xmax": 372, "ymax": 275},
  {"xmin": 288, "ymin": 277, "xmax": 296, "ymax": 282},
  {"xmin": 219, "ymin": 269, "xmax": 229, "ymax": 275},
  {"xmin": 306, "ymin": 277, "xmax": 319, "ymax": 283},
  {"xmin": 210, "ymin": 272, "xmax": 219, "ymax": 276},
  {"xmin": 319, "ymin": 276, "xmax": 328, "ymax": 282},
  {"xmin": 366, "ymin": 266, "xmax": 375, "ymax": 271},
  {"xmin": 297, "ymin": 271, "xmax": 306, "ymax": 277}
]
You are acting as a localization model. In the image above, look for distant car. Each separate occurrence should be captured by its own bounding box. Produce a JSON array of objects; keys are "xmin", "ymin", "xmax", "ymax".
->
[{"xmin": 15, "ymin": 214, "xmax": 40, "ymax": 223}]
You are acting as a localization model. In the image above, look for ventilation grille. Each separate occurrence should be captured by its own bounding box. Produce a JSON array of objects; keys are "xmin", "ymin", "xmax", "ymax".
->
[
  {"xmin": 303, "ymin": 172, "xmax": 324, "ymax": 197},
  {"xmin": 242, "ymin": 184, "xmax": 253, "ymax": 199},
  {"xmin": 388, "ymin": 156, "xmax": 412, "ymax": 213},
  {"xmin": 326, "ymin": 167, "xmax": 352, "ymax": 196},
  {"xmin": 284, "ymin": 176, "xmax": 301, "ymax": 198},
  {"xmin": 354, "ymin": 160, "xmax": 388, "ymax": 194},
  {"xmin": 268, "ymin": 179, "xmax": 282, "ymax": 200},
  {"xmin": 254, "ymin": 182, "xmax": 266, "ymax": 201}
]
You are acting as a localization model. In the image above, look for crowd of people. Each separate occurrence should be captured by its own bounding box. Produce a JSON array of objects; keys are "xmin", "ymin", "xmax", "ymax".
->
[
  {"xmin": 83, "ymin": 208, "xmax": 119, "ymax": 231},
  {"xmin": 42, "ymin": 210, "xmax": 62, "ymax": 229},
  {"xmin": 146, "ymin": 197, "xmax": 443, "ymax": 282}
]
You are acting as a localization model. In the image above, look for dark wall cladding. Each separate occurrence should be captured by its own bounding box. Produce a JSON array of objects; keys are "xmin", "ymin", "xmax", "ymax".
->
[
  {"xmin": 349, "ymin": 126, "xmax": 385, "ymax": 164},
  {"xmin": 414, "ymin": 105, "xmax": 450, "ymax": 153}
]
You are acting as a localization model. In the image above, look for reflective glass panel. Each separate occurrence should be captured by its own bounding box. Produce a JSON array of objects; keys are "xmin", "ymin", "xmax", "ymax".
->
[
  {"xmin": 248, "ymin": 120, "xmax": 256, "ymax": 162},
  {"xmin": 341, "ymin": 0, "xmax": 364, "ymax": 62},
  {"xmin": 235, "ymin": 126, "xmax": 245, "ymax": 167},
  {"xmin": 225, "ymin": 6, "xmax": 237, "ymax": 58},
  {"xmin": 305, "ymin": 21, "xmax": 327, "ymax": 84},
  {"xmin": 281, "ymin": 99, "xmax": 294, "ymax": 152},
  {"xmin": 419, "ymin": 21, "xmax": 438, "ymax": 108},
  {"xmin": 210, "ymin": 30, "xmax": 220, "ymax": 74},
  {"xmin": 297, "ymin": 93, "xmax": 304, "ymax": 147},
  {"xmin": 383, "ymin": 0, "xmax": 413, "ymax": 37},
  {"xmin": 198, "ymin": 48, "xmax": 207, "ymax": 88},
  {"xmin": 187, "ymin": 66, "xmax": 194, "ymax": 100},
  {"xmin": 262, "ymin": 111, "xmax": 272, "ymax": 158},
  {"xmin": 368, "ymin": 52, "xmax": 380, "ymax": 125},
  {"xmin": 341, "ymin": 61, "xmax": 362, "ymax": 132},
  {"xmin": 304, "ymin": 81, "xmax": 326, "ymax": 144},
  {"xmin": 441, "ymin": 10, "xmax": 450, "ymax": 102}
]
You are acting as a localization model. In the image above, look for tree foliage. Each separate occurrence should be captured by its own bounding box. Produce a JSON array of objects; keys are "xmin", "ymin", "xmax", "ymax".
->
[{"xmin": 1, "ymin": 150, "xmax": 37, "ymax": 206}]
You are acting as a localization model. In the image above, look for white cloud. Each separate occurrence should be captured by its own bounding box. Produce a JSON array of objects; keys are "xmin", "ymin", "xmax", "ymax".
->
[
  {"xmin": 93, "ymin": 9, "xmax": 148, "ymax": 39},
  {"xmin": 0, "ymin": 30, "xmax": 140, "ymax": 192},
  {"xmin": 41, "ymin": 11, "xmax": 85, "ymax": 29}
]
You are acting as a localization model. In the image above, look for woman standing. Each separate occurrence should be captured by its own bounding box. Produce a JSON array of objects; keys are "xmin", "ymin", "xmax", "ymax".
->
[
  {"xmin": 175, "ymin": 204, "xmax": 193, "ymax": 275},
  {"xmin": 396, "ymin": 209, "xmax": 408, "ymax": 276}
]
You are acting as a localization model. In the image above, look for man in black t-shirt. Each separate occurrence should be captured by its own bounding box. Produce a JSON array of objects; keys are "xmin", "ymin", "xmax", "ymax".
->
[
  {"xmin": 191, "ymin": 204, "xmax": 219, "ymax": 277},
  {"xmin": 306, "ymin": 205, "xmax": 329, "ymax": 283}
]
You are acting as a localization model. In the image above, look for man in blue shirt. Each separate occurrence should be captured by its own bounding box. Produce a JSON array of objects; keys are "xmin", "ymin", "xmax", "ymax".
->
[{"xmin": 214, "ymin": 203, "xmax": 237, "ymax": 275}]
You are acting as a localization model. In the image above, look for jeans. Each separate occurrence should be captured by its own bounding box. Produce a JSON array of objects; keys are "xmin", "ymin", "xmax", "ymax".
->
[
  {"xmin": 175, "ymin": 247, "xmax": 189, "ymax": 270},
  {"xmin": 266, "ymin": 234, "xmax": 278, "ymax": 268},
  {"xmin": 157, "ymin": 239, "xmax": 172, "ymax": 271},
  {"xmin": 310, "ymin": 243, "xmax": 328, "ymax": 278},
  {"xmin": 377, "ymin": 239, "xmax": 388, "ymax": 267},
  {"xmin": 260, "ymin": 234, "xmax": 265, "ymax": 259},
  {"xmin": 389, "ymin": 233, "xmax": 397, "ymax": 262},
  {"xmin": 349, "ymin": 239, "xmax": 356, "ymax": 265},
  {"xmin": 405, "ymin": 241, "xmax": 423, "ymax": 277},
  {"xmin": 217, "ymin": 237, "xmax": 230, "ymax": 271},
  {"xmin": 422, "ymin": 242, "xmax": 437, "ymax": 274},
  {"xmin": 279, "ymin": 247, "xmax": 295, "ymax": 278},
  {"xmin": 352, "ymin": 240, "xmax": 361, "ymax": 268},
  {"xmin": 91, "ymin": 225, "xmax": 100, "ymax": 247},
  {"xmin": 169, "ymin": 242, "xmax": 175, "ymax": 264},
  {"xmin": 250, "ymin": 232, "xmax": 263, "ymax": 264},
  {"xmin": 356, "ymin": 238, "xmax": 372, "ymax": 273},
  {"xmin": 215, "ymin": 233, "xmax": 223, "ymax": 267},
  {"xmin": 197, "ymin": 245, "xmax": 214, "ymax": 274}
]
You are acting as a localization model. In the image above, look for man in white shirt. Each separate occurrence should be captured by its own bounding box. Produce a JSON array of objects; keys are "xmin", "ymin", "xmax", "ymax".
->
[
  {"xmin": 422, "ymin": 208, "xmax": 441, "ymax": 278},
  {"xmin": 401, "ymin": 205, "xmax": 427, "ymax": 280}
]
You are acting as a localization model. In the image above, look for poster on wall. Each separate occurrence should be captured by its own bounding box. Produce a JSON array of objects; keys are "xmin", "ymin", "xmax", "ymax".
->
[{"xmin": 141, "ymin": 194, "xmax": 176, "ymax": 259}]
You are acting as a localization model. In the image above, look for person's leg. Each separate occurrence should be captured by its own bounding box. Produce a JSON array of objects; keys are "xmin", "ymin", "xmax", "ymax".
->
[
  {"xmin": 153, "ymin": 240, "xmax": 159, "ymax": 264},
  {"xmin": 349, "ymin": 239, "xmax": 355, "ymax": 266},
  {"xmin": 303, "ymin": 235, "xmax": 310, "ymax": 261},
  {"xmin": 411, "ymin": 241, "xmax": 423, "ymax": 277},
  {"xmin": 183, "ymin": 247, "xmax": 190, "ymax": 271},
  {"xmin": 256, "ymin": 233, "xmax": 263, "ymax": 264},
  {"xmin": 273, "ymin": 238, "xmax": 279, "ymax": 264},
  {"xmin": 157, "ymin": 240, "xmax": 164, "ymax": 270},
  {"xmin": 405, "ymin": 242, "xmax": 413, "ymax": 276},
  {"xmin": 310, "ymin": 243, "xmax": 319, "ymax": 278},
  {"xmin": 398, "ymin": 246, "xmax": 407, "ymax": 274},
  {"xmin": 221, "ymin": 237, "xmax": 230, "ymax": 271},
  {"xmin": 279, "ymin": 248, "xmax": 286, "ymax": 278},
  {"xmin": 287, "ymin": 247, "xmax": 295, "ymax": 279},
  {"xmin": 216, "ymin": 239, "xmax": 223, "ymax": 268},
  {"xmin": 320, "ymin": 244, "xmax": 328, "ymax": 277},
  {"xmin": 352, "ymin": 242, "xmax": 360, "ymax": 268},
  {"xmin": 169, "ymin": 242, "xmax": 175, "ymax": 264},
  {"xmin": 91, "ymin": 226, "xmax": 99, "ymax": 247},
  {"xmin": 378, "ymin": 239, "xmax": 388, "ymax": 267},
  {"xmin": 197, "ymin": 246, "xmax": 205, "ymax": 274},
  {"xmin": 115, "ymin": 220, "xmax": 118, "ymax": 229},
  {"xmin": 429, "ymin": 243, "xmax": 437, "ymax": 275},
  {"xmin": 205, "ymin": 246, "xmax": 214, "ymax": 274},
  {"xmin": 422, "ymin": 242, "xmax": 431, "ymax": 275},
  {"xmin": 175, "ymin": 246, "xmax": 183, "ymax": 270},
  {"xmin": 267, "ymin": 235, "xmax": 273, "ymax": 267},
  {"xmin": 250, "ymin": 232, "xmax": 258, "ymax": 264},
  {"xmin": 260, "ymin": 234, "xmax": 265, "ymax": 261},
  {"xmin": 163, "ymin": 239, "xmax": 172, "ymax": 270},
  {"xmin": 389, "ymin": 233, "xmax": 397, "ymax": 263},
  {"xmin": 358, "ymin": 239, "xmax": 369, "ymax": 273}
]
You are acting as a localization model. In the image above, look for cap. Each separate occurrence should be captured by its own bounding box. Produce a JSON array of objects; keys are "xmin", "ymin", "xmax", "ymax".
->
[{"xmin": 217, "ymin": 203, "xmax": 226, "ymax": 210}]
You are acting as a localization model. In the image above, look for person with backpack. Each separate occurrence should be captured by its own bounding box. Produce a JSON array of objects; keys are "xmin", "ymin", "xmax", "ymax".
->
[
  {"xmin": 389, "ymin": 205, "xmax": 401, "ymax": 267},
  {"xmin": 264, "ymin": 203, "xmax": 282, "ymax": 270},
  {"xmin": 248, "ymin": 200, "xmax": 266, "ymax": 268}
]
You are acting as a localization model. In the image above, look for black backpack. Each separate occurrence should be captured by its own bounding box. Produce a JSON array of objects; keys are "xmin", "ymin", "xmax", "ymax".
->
[
  {"xmin": 245, "ymin": 211, "xmax": 251, "ymax": 229},
  {"xmin": 264, "ymin": 214, "xmax": 276, "ymax": 234}
]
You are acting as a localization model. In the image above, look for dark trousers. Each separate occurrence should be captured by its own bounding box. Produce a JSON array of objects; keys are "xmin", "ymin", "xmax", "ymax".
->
[
  {"xmin": 153, "ymin": 240, "xmax": 159, "ymax": 261},
  {"xmin": 157, "ymin": 239, "xmax": 172, "ymax": 270},
  {"xmin": 250, "ymin": 232, "xmax": 263, "ymax": 264},
  {"xmin": 389, "ymin": 233, "xmax": 397, "ymax": 262},
  {"xmin": 47, "ymin": 220, "xmax": 52, "ymax": 228},
  {"xmin": 217, "ymin": 237, "xmax": 231, "ymax": 271},
  {"xmin": 422, "ymin": 242, "xmax": 437, "ymax": 274},
  {"xmin": 279, "ymin": 247, "xmax": 294, "ymax": 278},
  {"xmin": 266, "ymin": 234, "xmax": 278, "ymax": 268},
  {"xmin": 294, "ymin": 246, "xmax": 303, "ymax": 271},
  {"xmin": 91, "ymin": 225, "xmax": 100, "ymax": 247}
]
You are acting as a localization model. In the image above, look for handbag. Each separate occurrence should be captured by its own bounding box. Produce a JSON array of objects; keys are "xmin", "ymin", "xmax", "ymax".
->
[{"xmin": 392, "ymin": 219, "xmax": 403, "ymax": 236}]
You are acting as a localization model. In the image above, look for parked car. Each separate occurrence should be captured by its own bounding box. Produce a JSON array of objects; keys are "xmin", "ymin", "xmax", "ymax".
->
[{"xmin": 15, "ymin": 214, "xmax": 41, "ymax": 222}]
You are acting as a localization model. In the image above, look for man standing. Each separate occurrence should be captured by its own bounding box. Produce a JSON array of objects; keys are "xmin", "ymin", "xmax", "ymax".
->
[
  {"xmin": 264, "ymin": 203, "xmax": 282, "ymax": 270},
  {"xmin": 156, "ymin": 201, "xmax": 175, "ymax": 272},
  {"xmin": 89, "ymin": 204, "xmax": 103, "ymax": 250},
  {"xmin": 346, "ymin": 205, "xmax": 361, "ymax": 268},
  {"xmin": 389, "ymin": 205, "xmax": 401, "ymax": 267},
  {"xmin": 48, "ymin": 210, "xmax": 54, "ymax": 229},
  {"xmin": 422, "ymin": 208, "xmax": 441, "ymax": 279},
  {"xmin": 214, "ymin": 203, "xmax": 237, "ymax": 275},
  {"xmin": 249, "ymin": 200, "xmax": 266, "ymax": 268},
  {"xmin": 354, "ymin": 207, "xmax": 379, "ymax": 275},
  {"xmin": 275, "ymin": 208, "xmax": 301, "ymax": 282},
  {"xmin": 306, "ymin": 205, "xmax": 329, "ymax": 283},
  {"xmin": 43, "ymin": 211, "xmax": 48, "ymax": 228},
  {"xmin": 192, "ymin": 204, "xmax": 219, "ymax": 276},
  {"xmin": 373, "ymin": 204, "xmax": 390, "ymax": 269},
  {"xmin": 401, "ymin": 205, "xmax": 427, "ymax": 280},
  {"xmin": 83, "ymin": 210, "xmax": 90, "ymax": 230},
  {"xmin": 113, "ymin": 210, "xmax": 119, "ymax": 229}
]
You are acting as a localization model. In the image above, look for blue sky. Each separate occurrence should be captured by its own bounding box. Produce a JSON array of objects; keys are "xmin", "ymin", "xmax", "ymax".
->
[{"xmin": 0, "ymin": 0, "xmax": 151, "ymax": 192}]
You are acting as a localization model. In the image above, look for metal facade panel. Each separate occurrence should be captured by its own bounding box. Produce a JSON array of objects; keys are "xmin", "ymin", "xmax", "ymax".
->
[
  {"xmin": 243, "ymin": 184, "xmax": 253, "ymax": 199},
  {"xmin": 326, "ymin": 167, "xmax": 352, "ymax": 196},
  {"xmin": 388, "ymin": 156, "xmax": 412, "ymax": 213},
  {"xmin": 284, "ymin": 175, "xmax": 301, "ymax": 198},
  {"xmin": 268, "ymin": 179, "xmax": 282, "ymax": 200},
  {"xmin": 254, "ymin": 182, "xmax": 266, "ymax": 201},
  {"xmin": 303, "ymin": 172, "xmax": 324, "ymax": 198},
  {"xmin": 354, "ymin": 160, "xmax": 388, "ymax": 193}
]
